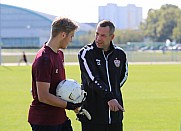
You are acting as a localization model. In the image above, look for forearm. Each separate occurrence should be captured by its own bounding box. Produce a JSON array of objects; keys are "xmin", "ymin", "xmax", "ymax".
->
[
  {"xmin": 38, "ymin": 92, "xmax": 67, "ymax": 108},
  {"xmin": 89, "ymin": 79, "xmax": 115, "ymax": 102},
  {"xmin": 36, "ymin": 81, "xmax": 67, "ymax": 108}
]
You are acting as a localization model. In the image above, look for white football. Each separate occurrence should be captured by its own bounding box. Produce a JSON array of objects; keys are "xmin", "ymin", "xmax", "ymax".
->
[{"xmin": 56, "ymin": 79, "xmax": 87, "ymax": 104}]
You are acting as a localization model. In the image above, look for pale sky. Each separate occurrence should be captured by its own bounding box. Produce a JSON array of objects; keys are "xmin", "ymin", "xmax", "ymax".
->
[{"xmin": 1, "ymin": 0, "xmax": 181, "ymax": 23}]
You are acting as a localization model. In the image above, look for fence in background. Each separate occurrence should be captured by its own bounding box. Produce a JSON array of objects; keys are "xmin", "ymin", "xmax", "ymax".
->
[{"xmin": 0, "ymin": 47, "xmax": 181, "ymax": 65}]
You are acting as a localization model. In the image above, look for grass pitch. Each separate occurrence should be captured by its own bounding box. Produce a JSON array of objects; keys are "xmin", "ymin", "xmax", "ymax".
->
[{"xmin": 0, "ymin": 64, "xmax": 181, "ymax": 131}]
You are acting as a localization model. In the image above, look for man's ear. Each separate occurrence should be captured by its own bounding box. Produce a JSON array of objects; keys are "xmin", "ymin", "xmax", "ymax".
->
[
  {"xmin": 111, "ymin": 34, "xmax": 115, "ymax": 40},
  {"xmin": 62, "ymin": 32, "xmax": 67, "ymax": 38}
]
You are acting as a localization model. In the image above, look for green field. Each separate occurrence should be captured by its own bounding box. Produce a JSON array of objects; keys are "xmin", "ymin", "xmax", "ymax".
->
[{"xmin": 0, "ymin": 64, "xmax": 181, "ymax": 131}]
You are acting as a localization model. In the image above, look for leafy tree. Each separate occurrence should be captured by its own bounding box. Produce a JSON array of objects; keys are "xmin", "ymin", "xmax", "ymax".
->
[
  {"xmin": 114, "ymin": 29, "xmax": 144, "ymax": 44},
  {"xmin": 172, "ymin": 17, "xmax": 181, "ymax": 43},
  {"xmin": 140, "ymin": 4, "xmax": 181, "ymax": 42}
]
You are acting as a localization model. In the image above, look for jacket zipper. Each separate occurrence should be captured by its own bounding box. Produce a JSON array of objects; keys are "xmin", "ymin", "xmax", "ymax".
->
[{"xmin": 103, "ymin": 51, "xmax": 112, "ymax": 124}]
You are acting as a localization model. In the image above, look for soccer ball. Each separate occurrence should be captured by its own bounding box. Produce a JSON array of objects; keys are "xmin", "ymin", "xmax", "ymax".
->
[{"xmin": 56, "ymin": 79, "xmax": 87, "ymax": 104}]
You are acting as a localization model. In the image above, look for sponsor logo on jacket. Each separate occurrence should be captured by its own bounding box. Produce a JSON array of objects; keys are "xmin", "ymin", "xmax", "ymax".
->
[{"xmin": 96, "ymin": 59, "xmax": 101, "ymax": 65}]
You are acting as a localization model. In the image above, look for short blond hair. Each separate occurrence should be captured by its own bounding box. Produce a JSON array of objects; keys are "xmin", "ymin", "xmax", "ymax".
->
[{"xmin": 51, "ymin": 17, "xmax": 78, "ymax": 37}]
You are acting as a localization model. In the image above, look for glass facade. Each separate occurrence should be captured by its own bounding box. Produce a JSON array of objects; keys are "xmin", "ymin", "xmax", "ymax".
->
[{"xmin": 2, "ymin": 37, "xmax": 39, "ymax": 48}]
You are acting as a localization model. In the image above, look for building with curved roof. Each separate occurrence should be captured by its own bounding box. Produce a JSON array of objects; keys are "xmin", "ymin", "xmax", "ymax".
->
[
  {"xmin": 0, "ymin": 4, "xmax": 55, "ymax": 48},
  {"xmin": 0, "ymin": 4, "xmax": 94, "ymax": 48}
]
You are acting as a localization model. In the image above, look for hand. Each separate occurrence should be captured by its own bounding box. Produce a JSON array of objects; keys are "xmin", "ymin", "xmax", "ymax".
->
[
  {"xmin": 74, "ymin": 107, "xmax": 81, "ymax": 113},
  {"xmin": 66, "ymin": 102, "xmax": 82, "ymax": 110},
  {"xmin": 76, "ymin": 107, "xmax": 91, "ymax": 120},
  {"xmin": 108, "ymin": 99, "xmax": 125, "ymax": 112}
]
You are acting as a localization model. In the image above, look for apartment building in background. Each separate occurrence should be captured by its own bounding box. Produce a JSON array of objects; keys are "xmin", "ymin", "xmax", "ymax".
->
[{"xmin": 99, "ymin": 3, "xmax": 142, "ymax": 29}]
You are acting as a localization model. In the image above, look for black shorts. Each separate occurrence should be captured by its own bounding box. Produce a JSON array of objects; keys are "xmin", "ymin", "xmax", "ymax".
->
[
  {"xmin": 81, "ymin": 122, "xmax": 123, "ymax": 131},
  {"xmin": 30, "ymin": 119, "xmax": 73, "ymax": 131}
]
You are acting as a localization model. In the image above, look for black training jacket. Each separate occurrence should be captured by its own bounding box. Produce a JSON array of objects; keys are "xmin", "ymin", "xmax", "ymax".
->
[{"xmin": 78, "ymin": 41, "xmax": 128, "ymax": 124}]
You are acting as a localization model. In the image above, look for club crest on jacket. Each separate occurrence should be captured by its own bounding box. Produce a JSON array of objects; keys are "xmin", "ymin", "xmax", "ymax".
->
[{"xmin": 114, "ymin": 59, "xmax": 120, "ymax": 67}]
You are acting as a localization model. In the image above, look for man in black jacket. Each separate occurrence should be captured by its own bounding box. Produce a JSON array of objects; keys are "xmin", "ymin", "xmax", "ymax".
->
[{"xmin": 78, "ymin": 20, "xmax": 128, "ymax": 131}]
